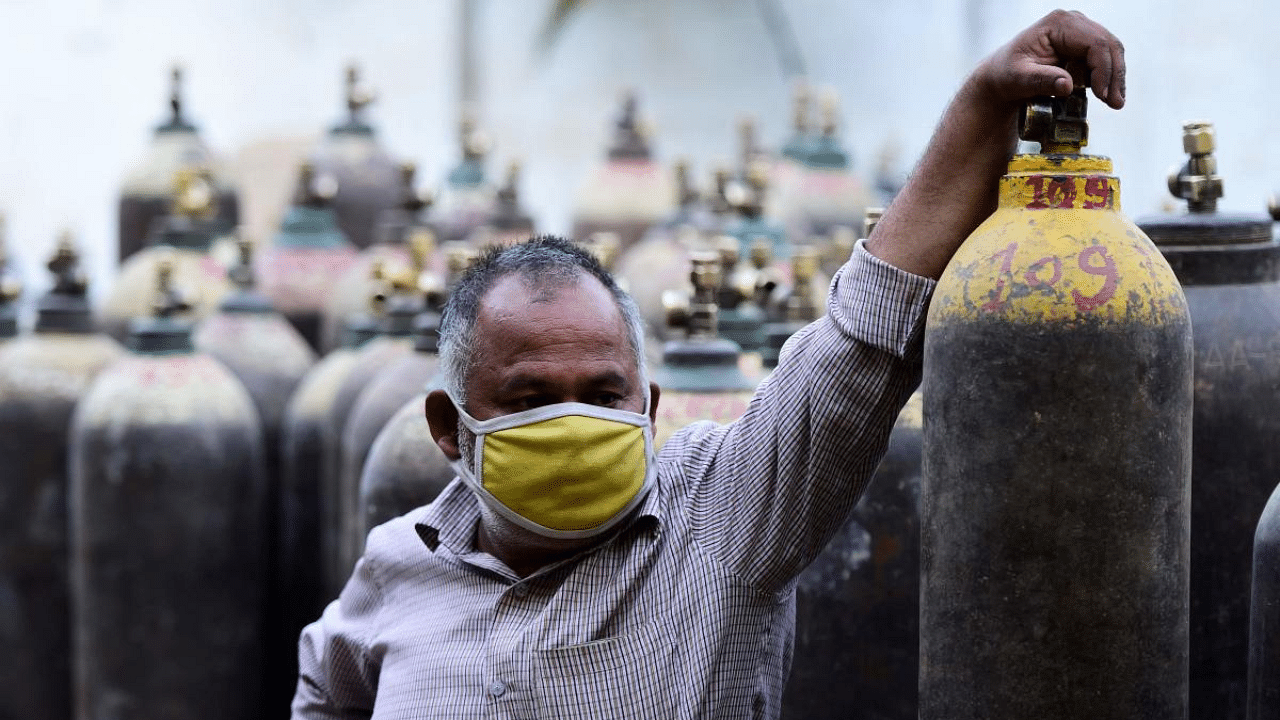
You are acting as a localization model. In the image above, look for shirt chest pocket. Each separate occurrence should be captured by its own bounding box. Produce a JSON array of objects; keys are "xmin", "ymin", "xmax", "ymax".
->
[{"xmin": 535, "ymin": 628, "xmax": 678, "ymax": 720}]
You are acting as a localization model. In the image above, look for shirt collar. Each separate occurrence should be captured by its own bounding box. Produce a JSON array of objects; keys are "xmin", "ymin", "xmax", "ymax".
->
[{"xmin": 415, "ymin": 475, "xmax": 664, "ymax": 556}]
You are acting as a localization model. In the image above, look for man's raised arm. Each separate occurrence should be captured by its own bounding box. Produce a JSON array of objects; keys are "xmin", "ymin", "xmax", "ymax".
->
[{"xmin": 671, "ymin": 9, "xmax": 1128, "ymax": 593}]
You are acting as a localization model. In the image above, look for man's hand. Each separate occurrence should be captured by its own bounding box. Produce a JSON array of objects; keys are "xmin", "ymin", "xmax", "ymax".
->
[
  {"xmin": 976, "ymin": 9, "xmax": 1125, "ymax": 110},
  {"xmin": 866, "ymin": 10, "xmax": 1126, "ymax": 279}
]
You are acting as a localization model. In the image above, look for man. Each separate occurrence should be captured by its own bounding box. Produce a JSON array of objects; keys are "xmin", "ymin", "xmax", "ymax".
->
[{"xmin": 293, "ymin": 10, "xmax": 1126, "ymax": 718}]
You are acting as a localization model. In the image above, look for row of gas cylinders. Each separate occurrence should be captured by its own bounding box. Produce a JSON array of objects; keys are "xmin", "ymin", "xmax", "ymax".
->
[
  {"xmin": 7, "ymin": 69, "xmax": 1280, "ymax": 720},
  {"xmin": 104, "ymin": 65, "xmax": 881, "ymax": 361},
  {"xmin": 0, "ymin": 163, "xmax": 839, "ymax": 718}
]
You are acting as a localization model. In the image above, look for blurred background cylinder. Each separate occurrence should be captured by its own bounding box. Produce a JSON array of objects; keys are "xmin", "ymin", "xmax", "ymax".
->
[
  {"xmin": 258, "ymin": 162, "xmax": 359, "ymax": 350},
  {"xmin": 782, "ymin": 212, "xmax": 919, "ymax": 720},
  {"xmin": 571, "ymin": 91, "xmax": 672, "ymax": 250},
  {"xmin": 651, "ymin": 251, "xmax": 759, "ymax": 449},
  {"xmin": 117, "ymin": 67, "xmax": 238, "ymax": 266},
  {"xmin": 0, "ymin": 237, "xmax": 121, "ymax": 720},
  {"xmin": 338, "ymin": 265, "xmax": 443, "ymax": 581},
  {"xmin": 920, "ymin": 92, "xmax": 1193, "ymax": 720},
  {"xmin": 192, "ymin": 235, "xmax": 316, "ymax": 716},
  {"xmin": 278, "ymin": 309, "xmax": 381, "ymax": 653},
  {"xmin": 1137, "ymin": 120, "xmax": 1280, "ymax": 720},
  {"xmin": 70, "ymin": 258, "xmax": 268, "ymax": 720},
  {"xmin": 308, "ymin": 65, "xmax": 402, "ymax": 250},
  {"xmin": 102, "ymin": 167, "xmax": 234, "ymax": 341},
  {"xmin": 359, "ymin": 390, "xmax": 455, "ymax": 542}
]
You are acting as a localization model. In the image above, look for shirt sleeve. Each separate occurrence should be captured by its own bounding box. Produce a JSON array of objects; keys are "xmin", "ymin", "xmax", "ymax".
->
[
  {"xmin": 291, "ymin": 547, "xmax": 386, "ymax": 719},
  {"xmin": 662, "ymin": 240, "xmax": 934, "ymax": 595}
]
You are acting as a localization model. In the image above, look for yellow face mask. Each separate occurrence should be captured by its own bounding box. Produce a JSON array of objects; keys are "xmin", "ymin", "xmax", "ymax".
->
[{"xmin": 448, "ymin": 394, "xmax": 656, "ymax": 539}]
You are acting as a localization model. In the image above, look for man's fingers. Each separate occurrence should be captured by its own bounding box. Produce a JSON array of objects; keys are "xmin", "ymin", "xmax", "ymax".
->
[
  {"xmin": 1038, "ymin": 10, "xmax": 1125, "ymax": 107},
  {"xmin": 1008, "ymin": 62, "xmax": 1074, "ymax": 100}
]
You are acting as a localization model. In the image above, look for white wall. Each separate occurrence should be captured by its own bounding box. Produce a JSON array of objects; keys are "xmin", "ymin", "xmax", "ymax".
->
[{"xmin": 0, "ymin": 0, "xmax": 1274, "ymax": 304}]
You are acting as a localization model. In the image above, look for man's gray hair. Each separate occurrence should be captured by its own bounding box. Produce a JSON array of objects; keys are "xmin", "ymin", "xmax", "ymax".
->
[{"xmin": 437, "ymin": 235, "xmax": 648, "ymax": 406}]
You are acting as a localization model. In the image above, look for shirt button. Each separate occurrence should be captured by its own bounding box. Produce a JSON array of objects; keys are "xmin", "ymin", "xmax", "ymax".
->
[
  {"xmin": 489, "ymin": 681, "xmax": 507, "ymax": 697},
  {"xmin": 512, "ymin": 584, "xmax": 529, "ymax": 598}
]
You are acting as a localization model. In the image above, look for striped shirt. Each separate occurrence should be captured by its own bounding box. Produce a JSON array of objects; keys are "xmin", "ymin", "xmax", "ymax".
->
[{"xmin": 292, "ymin": 241, "xmax": 935, "ymax": 719}]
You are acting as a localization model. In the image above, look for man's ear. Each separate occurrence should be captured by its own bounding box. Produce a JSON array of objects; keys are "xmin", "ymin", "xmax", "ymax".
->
[
  {"xmin": 647, "ymin": 380, "xmax": 661, "ymax": 427},
  {"xmin": 425, "ymin": 389, "xmax": 462, "ymax": 461}
]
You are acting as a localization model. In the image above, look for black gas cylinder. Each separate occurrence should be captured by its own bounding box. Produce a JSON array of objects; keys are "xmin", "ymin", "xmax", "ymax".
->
[
  {"xmin": 118, "ymin": 67, "xmax": 238, "ymax": 265},
  {"xmin": 571, "ymin": 91, "xmax": 672, "ymax": 250},
  {"xmin": 191, "ymin": 237, "xmax": 316, "ymax": 715},
  {"xmin": 70, "ymin": 259, "xmax": 268, "ymax": 720},
  {"xmin": 1138, "ymin": 121, "xmax": 1280, "ymax": 720},
  {"xmin": 321, "ymin": 162, "xmax": 440, "ymax": 351},
  {"xmin": 921, "ymin": 92, "xmax": 1193, "ymax": 719},
  {"xmin": 308, "ymin": 65, "xmax": 402, "ymax": 249},
  {"xmin": 0, "ymin": 238, "xmax": 122, "ymax": 720},
  {"xmin": 783, "ymin": 391, "xmax": 921, "ymax": 720},
  {"xmin": 338, "ymin": 292, "xmax": 441, "ymax": 581},
  {"xmin": 259, "ymin": 162, "xmax": 359, "ymax": 350},
  {"xmin": 322, "ymin": 291, "xmax": 417, "ymax": 592},
  {"xmin": 278, "ymin": 314, "xmax": 380, "ymax": 655},
  {"xmin": 359, "ymin": 390, "xmax": 454, "ymax": 538}
]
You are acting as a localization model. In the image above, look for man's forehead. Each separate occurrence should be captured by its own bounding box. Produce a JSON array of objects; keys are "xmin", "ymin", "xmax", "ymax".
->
[{"xmin": 478, "ymin": 271, "xmax": 621, "ymax": 321}]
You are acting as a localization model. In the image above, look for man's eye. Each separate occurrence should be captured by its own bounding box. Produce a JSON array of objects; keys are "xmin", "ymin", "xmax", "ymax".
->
[
  {"xmin": 515, "ymin": 395, "xmax": 552, "ymax": 410},
  {"xmin": 593, "ymin": 393, "xmax": 623, "ymax": 407}
]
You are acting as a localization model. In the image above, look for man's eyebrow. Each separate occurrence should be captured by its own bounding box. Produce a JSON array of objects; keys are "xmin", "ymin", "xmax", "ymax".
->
[{"xmin": 494, "ymin": 375, "xmax": 553, "ymax": 395}]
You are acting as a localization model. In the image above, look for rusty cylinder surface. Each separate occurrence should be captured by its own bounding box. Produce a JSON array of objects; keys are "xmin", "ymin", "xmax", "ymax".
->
[
  {"xmin": 70, "ymin": 351, "xmax": 267, "ymax": 720},
  {"xmin": 921, "ymin": 154, "xmax": 1192, "ymax": 720}
]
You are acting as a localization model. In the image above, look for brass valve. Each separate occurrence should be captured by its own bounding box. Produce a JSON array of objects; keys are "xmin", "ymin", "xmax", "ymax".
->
[
  {"xmin": 749, "ymin": 238, "xmax": 781, "ymax": 306},
  {"xmin": 609, "ymin": 90, "xmax": 650, "ymax": 160},
  {"xmin": 714, "ymin": 235, "xmax": 753, "ymax": 310},
  {"xmin": 48, "ymin": 231, "xmax": 88, "ymax": 297},
  {"xmin": 407, "ymin": 227, "xmax": 437, "ymax": 274},
  {"xmin": 152, "ymin": 253, "xmax": 192, "ymax": 319},
  {"xmin": 1168, "ymin": 121, "xmax": 1223, "ymax": 213},
  {"xmin": 665, "ymin": 252, "xmax": 722, "ymax": 341},
  {"xmin": 497, "ymin": 160, "xmax": 522, "ymax": 211},
  {"xmin": 171, "ymin": 167, "xmax": 218, "ymax": 220},
  {"xmin": 786, "ymin": 247, "xmax": 820, "ymax": 323},
  {"xmin": 367, "ymin": 259, "xmax": 389, "ymax": 316},
  {"xmin": 724, "ymin": 163, "xmax": 769, "ymax": 219},
  {"xmin": 828, "ymin": 226, "xmax": 857, "ymax": 265},
  {"xmin": 738, "ymin": 116, "xmax": 761, "ymax": 170},
  {"xmin": 1019, "ymin": 86, "xmax": 1089, "ymax": 154},
  {"xmin": 709, "ymin": 166, "xmax": 733, "ymax": 217}
]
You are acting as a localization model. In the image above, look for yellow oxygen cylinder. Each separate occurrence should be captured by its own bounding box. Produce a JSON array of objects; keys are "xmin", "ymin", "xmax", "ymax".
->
[{"xmin": 920, "ymin": 86, "xmax": 1193, "ymax": 720}]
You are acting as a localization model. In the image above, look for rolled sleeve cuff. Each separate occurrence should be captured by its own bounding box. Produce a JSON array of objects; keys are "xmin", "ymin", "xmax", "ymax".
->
[{"xmin": 828, "ymin": 239, "xmax": 936, "ymax": 360}]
